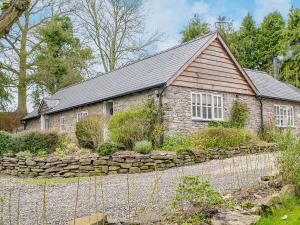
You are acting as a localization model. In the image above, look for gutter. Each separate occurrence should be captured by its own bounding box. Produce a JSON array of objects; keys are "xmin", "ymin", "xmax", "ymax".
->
[
  {"xmin": 22, "ymin": 84, "xmax": 165, "ymax": 121},
  {"xmin": 258, "ymin": 96, "xmax": 264, "ymax": 133},
  {"xmin": 158, "ymin": 84, "xmax": 168, "ymax": 145}
]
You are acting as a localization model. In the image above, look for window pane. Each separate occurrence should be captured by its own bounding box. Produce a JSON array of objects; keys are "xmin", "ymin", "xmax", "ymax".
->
[
  {"xmin": 202, "ymin": 94, "xmax": 206, "ymax": 105},
  {"xmin": 214, "ymin": 106, "xmax": 218, "ymax": 118},
  {"xmin": 208, "ymin": 107, "xmax": 212, "ymax": 119},
  {"xmin": 203, "ymin": 106, "xmax": 207, "ymax": 119},
  {"xmin": 218, "ymin": 108, "xmax": 222, "ymax": 118},
  {"xmin": 218, "ymin": 96, "xmax": 222, "ymax": 107},
  {"xmin": 192, "ymin": 105, "xmax": 196, "ymax": 117},
  {"xmin": 196, "ymin": 105, "xmax": 201, "ymax": 117},
  {"xmin": 192, "ymin": 94, "xmax": 196, "ymax": 104},
  {"xmin": 196, "ymin": 94, "xmax": 201, "ymax": 117},
  {"xmin": 207, "ymin": 94, "xmax": 212, "ymax": 106},
  {"xmin": 213, "ymin": 96, "xmax": 217, "ymax": 106},
  {"xmin": 196, "ymin": 94, "xmax": 201, "ymax": 105}
]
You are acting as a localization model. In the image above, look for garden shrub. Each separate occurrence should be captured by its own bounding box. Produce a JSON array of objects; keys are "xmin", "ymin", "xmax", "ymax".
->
[
  {"xmin": 0, "ymin": 131, "xmax": 15, "ymax": 156},
  {"xmin": 173, "ymin": 176, "xmax": 223, "ymax": 210},
  {"xmin": 133, "ymin": 140, "xmax": 152, "ymax": 154},
  {"xmin": 276, "ymin": 129, "xmax": 300, "ymax": 187},
  {"xmin": 36, "ymin": 150, "xmax": 48, "ymax": 158},
  {"xmin": 258, "ymin": 119, "xmax": 276, "ymax": 142},
  {"xmin": 15, "ymin": 151, "xmax": 33, "ymax": 159},
  {"xmin": 162, "ymin": 133, "xmax": 192, "ymax": 153},
  {"xmin": 75, "ymin": 115, "xmax": 105, "ymax": 149},
  {"xmin": 208, "ymin": 120, "xmax": 232, "ymax": 128},
  {"xmin": 108, "ymin": 98, "xmax": 163, "ymax": 149},
  {"xmin": 97, "ymin": 142, "xmax": 125, "ymax": 156},
  {"xmin": 14, "ymin": 131, "xmax": 62, "ymax": 155},
  {"xmin": 191, "ymin": 128, "xmax": 251, "ymax": 150},
  {"xmin": 230, "ymin": 100, "xmax": 249, "ymax": 128}
]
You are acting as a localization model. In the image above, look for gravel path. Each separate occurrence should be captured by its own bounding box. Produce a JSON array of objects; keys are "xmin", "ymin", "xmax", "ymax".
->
[{"xmin": 0, "ymin": 152, "xmax": 278, "ymax": 225}]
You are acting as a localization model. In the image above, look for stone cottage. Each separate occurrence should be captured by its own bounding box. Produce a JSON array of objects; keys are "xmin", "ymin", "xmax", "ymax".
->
[{"xmin": 22, "ymin": 32, "xmax": 300, "ymax": 140}]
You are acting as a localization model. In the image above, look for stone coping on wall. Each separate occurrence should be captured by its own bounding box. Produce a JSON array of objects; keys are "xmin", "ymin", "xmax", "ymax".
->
[{"xmin": 0, "ymin": 143, "xmax": 276, "ymax": 178}]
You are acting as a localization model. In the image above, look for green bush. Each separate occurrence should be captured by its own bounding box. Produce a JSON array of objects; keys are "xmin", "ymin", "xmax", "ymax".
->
[
  {"xmin": 230, "ymin": 100, "xmax": 249, "ymax": 128},
  {"xmin": 192, "ymin": 128, "xmax": 251, "ymax": 150},
  {"xmin": 16, "ymin": 151, "xmax": 33, "ymax": 159},
  {"xmin": 276, "ymin": 129, "xmax": 300, "ymax": 187},
  {"xmin": 14, "ymin": 131, "xmax": 62, "ymax": 155},
  {"xmin": 162, "ymin": 133, "xmax": 192, "ymax": 153},
  {"xmin": 108, "ymin": 99, "xmax": 163, "ymax": 149},
  {"xmin": 97, "ymin": 142, "xmax": 125, "ymax": 156},
  {"xmin": 208, "ymin": 121, "xmax": 232, "ymax": 128},
  {"xmin": 0, "ymin": 131, "xmax": 15, "ymax": 156},
  {"xmin": 258, "ymin": 119, "xmax": 276, "ymax": 142},
  {"xmin": 173, "ymin": 176, "xmax": 223, "ymax": 210},
  {"xmin": 133, "ymin": 140, "xmax": 152, "ymax": 154},
  {"xmin": 75, "ymin": 115, "xmax": 105, "ymax": 149}
]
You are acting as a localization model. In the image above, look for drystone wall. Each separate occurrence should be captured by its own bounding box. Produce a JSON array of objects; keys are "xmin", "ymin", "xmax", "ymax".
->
[{"xmin": 0, "ymin": 144, "xmax": 275, "ymax": 178}]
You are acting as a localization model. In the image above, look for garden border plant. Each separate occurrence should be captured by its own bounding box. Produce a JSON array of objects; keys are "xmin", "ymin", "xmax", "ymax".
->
[
  {"xmin": 108, "ymin": 98, "xmax": 163, "ymax": 150},
  {"xmin": 0, "ymin": 130, "xmax": 66, "ymax": 157}
]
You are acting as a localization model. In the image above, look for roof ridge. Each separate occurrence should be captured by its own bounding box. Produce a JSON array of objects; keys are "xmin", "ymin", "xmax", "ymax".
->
[{"xmin": 56, "ymin": 31, "xmax": 217, "ymax": 94}]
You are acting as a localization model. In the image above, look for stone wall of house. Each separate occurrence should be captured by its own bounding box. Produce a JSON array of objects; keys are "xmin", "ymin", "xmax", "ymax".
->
[
  {"xmin": 112, "ymin": 89, "xmax": 158, "ymax": 111},
  {"xmin": 23, "ymin": 85, "xmax": 300, "ymax": 139},
  {"xmin": 24, "ymin": 89, "xmax": 158, "ymax": 140},
  {"xmin": 162, "ymin": 85, "xmax": 261, "ymax": 136},
  {"xmin": 261, "ymin": 98, "xmax": 300, "ymax": 133},
  {"xmin": 0, "ymin": 144, "xmax": 275, "ymax": 178},
  {"xmin": 24, "ymin": 117, "xmax": 41, "ymax": 130},
  {"xmin": 48, "ymin": 103, "xmax": 103, "ymax": 140}
]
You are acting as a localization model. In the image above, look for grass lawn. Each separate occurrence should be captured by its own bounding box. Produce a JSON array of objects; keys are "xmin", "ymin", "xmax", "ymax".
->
[
  {"xmin": 255, "ymin": 198, "xmax": 300, "ymax": 225},
  {"xmin": 18, "ymin": 176, "xmax": 88, "ymax": 185}
]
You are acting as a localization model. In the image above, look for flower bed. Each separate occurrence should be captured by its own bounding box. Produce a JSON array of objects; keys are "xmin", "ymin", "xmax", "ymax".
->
[{"xmin": 0, "ymin": 143, "xmax": 276, "ymax": 178}]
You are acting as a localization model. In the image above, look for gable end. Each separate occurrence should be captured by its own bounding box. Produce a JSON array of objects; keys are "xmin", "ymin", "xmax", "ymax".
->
[{"xmin": 169, "ymin": 34, "xmax": 257, "ymax": 96}]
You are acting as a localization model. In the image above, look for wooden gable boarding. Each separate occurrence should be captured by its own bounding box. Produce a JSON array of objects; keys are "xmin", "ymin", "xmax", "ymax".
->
[
  {"xmin": 170, "ymin": 34, "xmax": 256, "ymax": 96},
  {"xmin": 38, "ymin": 100, "xmax": 49, "ymax": 113}
]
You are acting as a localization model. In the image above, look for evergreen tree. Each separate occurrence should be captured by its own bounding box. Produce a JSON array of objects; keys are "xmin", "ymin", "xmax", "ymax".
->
[
  {"xmin": 215, "ymin": 16, "xmax": 239, "ymax": 57},
  {"xmin": 215, "ymin": 16, "xmax": 235, "ymax": 43},
  {"xmin": 257, "ymin": 11, "xmax": 285, "ymax": 73},
  {"xmin": 181, "ymin": 14, "xmax": 211, "ymax": 43},
  {"xmin": 230, "ymin": 13, "xmax": 260, "ymax": 69},
  {"xmin": 33, "ymin": 16, "xmax": 92, "ymax": 95},
  {"xmin": 279, "ymin": 8, "xmax": 300, "ymax": 87}
]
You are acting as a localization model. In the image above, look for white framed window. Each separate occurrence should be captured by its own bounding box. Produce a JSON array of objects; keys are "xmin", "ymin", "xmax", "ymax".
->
[
  {"xmin": 76, "ymin": 111, "xmax": 88, "ymax": 122},
  {"xmin": 191, "ymin": 92, "xmax": 223, "ymax": 121},
  {"xmin": 41, "ymin": 115, "xmax": 50, "ymax": 130},
  {"xmin": 274, "ymin": 105, "xmax": 294, "ymax": 127},
  {"xmin": 59, "ymin": 116, "xmax": 65, "ymax": 131}
]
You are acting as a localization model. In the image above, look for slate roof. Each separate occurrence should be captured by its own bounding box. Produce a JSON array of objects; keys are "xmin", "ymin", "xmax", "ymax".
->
[
  {"xmin": 246, "ymin": 69, "xmax": 300, "ymax": 102},
  {"xmin": 23, "ymin": 32, "xmax": 300, "ymax": 120},
  {"xmin": 23, "ymin": 110, "xmax": 39, "ymax": 120},
  {"xmin": 23, "ymin": 32, "xmax": 216, "ymax": 120}
]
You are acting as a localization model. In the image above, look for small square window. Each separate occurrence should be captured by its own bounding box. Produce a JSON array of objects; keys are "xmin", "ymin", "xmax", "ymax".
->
[
  {"xmin": 274, "ymin": 105, "xmax": 294, "ymax": 127},
  {"xmin": 77, "ymin": 111, "xmax": 88, "ymax": 122},
  {"xmin": 59, "ymin": 116, "xmax": 65, "ymax": 131}
]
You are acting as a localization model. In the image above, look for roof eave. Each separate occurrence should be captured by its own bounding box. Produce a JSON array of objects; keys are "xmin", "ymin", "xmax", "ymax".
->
[
  {"xmin": 259, "ymin": 94, "xmax": 300, "ymax": 104},
  {"xmin": 44, "ymin": 83, "xmax": 165, "ymax": 116}
]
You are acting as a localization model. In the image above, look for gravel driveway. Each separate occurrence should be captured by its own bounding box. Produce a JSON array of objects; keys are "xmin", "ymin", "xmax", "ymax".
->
[{"xmin": 0, "ymin": 152, "xmax": 278, "ymax": 225}]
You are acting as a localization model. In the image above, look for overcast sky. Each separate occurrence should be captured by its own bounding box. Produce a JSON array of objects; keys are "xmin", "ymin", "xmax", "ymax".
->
[{"xmin": 144, "ymin": 0, "xmax": 299, "ymax": 51}]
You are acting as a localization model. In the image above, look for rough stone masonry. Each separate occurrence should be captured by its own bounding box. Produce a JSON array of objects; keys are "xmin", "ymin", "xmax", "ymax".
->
[{"xmin": 0, "ymin": 144, "xmax": 275, "ymax": 178}]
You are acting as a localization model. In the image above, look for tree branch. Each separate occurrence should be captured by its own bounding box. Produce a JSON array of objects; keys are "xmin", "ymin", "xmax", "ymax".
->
[{"xmin": 0, "ymin": 0, "xmax": 30, "ymax": 37}]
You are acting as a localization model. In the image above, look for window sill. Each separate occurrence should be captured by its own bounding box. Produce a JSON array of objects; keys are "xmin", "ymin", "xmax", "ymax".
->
[
  {"xmin": 275, "ymin": 126, "xmax": 295, "ymax": 128},
  {"xmin": 192, "ymin": 118, "xmax": 224, "ymax": 122}
]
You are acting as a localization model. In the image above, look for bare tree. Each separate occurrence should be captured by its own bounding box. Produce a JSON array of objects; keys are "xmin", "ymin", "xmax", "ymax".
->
[
  {"xmin": 0, "ymin": 0, "xmax": 30, "ymax": 38},
  {"xmin": 0, "ymin": 0, "xmax": 71, "ymax": 113},
  {"xmin": 75, "ymin": 0, "xmax": 160, "ymax": 72}
]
